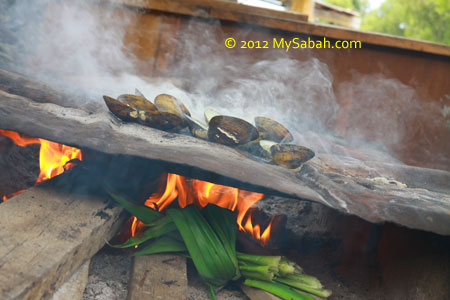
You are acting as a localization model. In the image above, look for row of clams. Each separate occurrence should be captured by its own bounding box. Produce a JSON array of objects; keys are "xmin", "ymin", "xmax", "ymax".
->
[{"xmin": 103, "ymin": 91, "xmax": 315, "ymax": 169}]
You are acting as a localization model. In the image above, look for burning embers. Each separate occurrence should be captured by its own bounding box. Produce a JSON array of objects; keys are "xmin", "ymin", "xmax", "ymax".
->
[
  {"xmin": 0, "ymin": 129, "xmax": 82, "ymax": 201},
  {"xmin": 0, "ymin": 129, "xmax": 274, "ymax": 246},
  {"xmin": 127, "ymin": 173, "xmax": 276, "ymax": 247}
]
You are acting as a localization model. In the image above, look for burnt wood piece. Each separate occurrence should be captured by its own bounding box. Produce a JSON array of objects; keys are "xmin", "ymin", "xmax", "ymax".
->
[
  {"xmin": 0, "ymin": 169, "xmax": 125, "ymax": 300},
  {"xmin": 0, "ymin": 85, "xmax": 450, "ymax": 236},
  {"xmin": 127, "ymin": 254, "xmax": 187, "ymax": 300}
]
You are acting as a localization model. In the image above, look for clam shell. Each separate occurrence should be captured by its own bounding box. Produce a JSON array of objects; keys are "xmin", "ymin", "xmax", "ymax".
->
[
  {"xmin": 270, "ymin": 144, "xmax": 315, "ymax": 169},
  {"xmin": 254, "ymin": 117, "xmax": 293, "ymax": 143},
  {"xmin": 154, "ymin": 94, "xmax": 191, "ymax": 118},
  {"xmin": 134, "ymin": 88, "xmax": 146, "ymax": 98},
  {"xmin": 204, "ymin": 108, "xmax": 220, "ymax": 123},
  {"xmin": 103, "ymin": 95, "xmax": 138, "ymax": 122},
  {"xmin": 185, "ymin": 115, "xmax": 209, "ymax": 140},
  {"xmin": 238, "ymin": 139, "xmax": 271, "ymax": 160},
  {"xmin": 138, "ymin": 111, "xmax": 184, "ymax": 131},
  {"xmin": 118, "ymin": 94, "xmax": 158, "ymax": 112},
  {"xmin": 208, "ymin": 116, "xmax": 259, "ymax": 146},
  {"xmin": 191, "ymin": 127, "xmax": 208, "ymax": 140},
  {"xmin": 259, "ymin": 140, "xmax": 277, "ymax": 154}
]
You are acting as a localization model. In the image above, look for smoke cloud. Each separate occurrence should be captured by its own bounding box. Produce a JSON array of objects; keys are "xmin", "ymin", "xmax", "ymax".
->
[{"xmin": 1, "ymin": 0, "xmax": 448, "ymax": 169}]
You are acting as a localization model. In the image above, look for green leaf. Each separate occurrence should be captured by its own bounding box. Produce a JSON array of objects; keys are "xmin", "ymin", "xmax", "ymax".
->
[
  {"xmin": 244, "ymin": 279, "xmax": 316, "ymax": 300},
  {"xmin": 241, "ymin": 270, "xmax": 275, "ymax": 282},
  {"xmin": 237, "ymin": 253, "xmax": 281, "ymax": 269},
  {"xmin": 202, "ymin": 205, "xmax": 240, "ymax": 279},
  {"xmin": 111, "ymin": 216, "xmax": 176, "ymax": 248},
  {"xmin": 133, "ymin": 236, "xmax": 187, "ymax": 256},
  {"xmin": 106, "ymin": 190, "xmax": 161, "ymax": 224},
  {"xmin": 275, "ymin": 276, "xmax": 332, "ymax": 298},
  {"xmin": 167, "ymin": 205, "xmax": 238, "ymax": 288}
]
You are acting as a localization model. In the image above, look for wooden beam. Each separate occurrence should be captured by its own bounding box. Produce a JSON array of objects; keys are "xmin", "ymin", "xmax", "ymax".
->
[
  {"xmin": 105, "ymin": 0, "xmax": 450, "ymax": 57},
  {"xmin": 110, "ymin": 0, "xmax": 308, "ymax": 23},
  {"xmin": 314, "ymin": 6, "xmax": 360, "ymax": 29},
  {"xmin": 0, "ymin": 170, "xmax": 125, "ymax": 300},
  {"xmin": 127, "ymin": 254, "xmax": 187, "ymax": 300}
]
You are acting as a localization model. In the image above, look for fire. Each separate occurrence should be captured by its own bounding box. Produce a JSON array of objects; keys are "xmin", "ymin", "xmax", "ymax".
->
[
  {"xmin": 131, "ymin": 173, "xmax": 273, "ymax": 246},
  {"xmin": 0, "ymin": 129, "xmax": 82, "ymax": 200}
]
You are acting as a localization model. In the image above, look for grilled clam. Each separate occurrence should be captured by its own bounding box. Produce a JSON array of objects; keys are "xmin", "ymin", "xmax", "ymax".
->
[
  {"xmin": 185, "ymin": 115, "xmax": 209, "ymax": 140},
  {"xmin": 138, "ymin": 111, "xmax": 184, "ymax": 131},
  {"xmin": 118, "ymin": 94, "xmax": 158, "ymax": 112},
  {"xmin": 270, "ymin": 144, "xmax": 315, "ymax": 169},
  {"xmin": 208, "ymin": 116, "xmax": 259, "ymax": 146},
  {"xmin": 154, "ymin": 94, "xmax": 191, "ymax": 118},
  {"xmin": 255, "ymin": 117, "xmax": 293, "ymax": 143},
  {"xmin": 204, "ymin": 108, "xmax": 220, "ymax": 123},
  {"xmin": 239, "ymin": 139, "xmax": 271, "ymax": 160},
  {"xmin": 103, "ymin": 95, "xmax": 138, "ymax": 122},
  {"xmin": 134, "ymin": 88, "xmax": 146, "ymax": 98}
]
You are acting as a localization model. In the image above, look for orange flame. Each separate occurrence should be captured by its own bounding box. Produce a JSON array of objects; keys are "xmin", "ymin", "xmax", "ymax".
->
[
  {"xmin": 130, "ymin": 173, "xmax": 272, "ymax": 246},
  {"xmin": 0, "ymin": 129, "xmax": 82, "ymax": 200}
]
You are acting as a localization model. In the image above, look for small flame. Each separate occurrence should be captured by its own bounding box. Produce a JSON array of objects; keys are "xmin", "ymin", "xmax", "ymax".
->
[
  {"xmin": 130, "ymin": 173, "xmax": 272, "ymax": 246},
  {"xmin": 0, "ymin": 129, "xmax": 82, "ymax": 200},
  {"xmin": 243, "ymin": 216, "xmax": 273, "ymax": 247}
]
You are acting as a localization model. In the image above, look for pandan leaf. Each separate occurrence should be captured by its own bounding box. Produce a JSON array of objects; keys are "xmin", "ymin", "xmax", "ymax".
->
[
  {"xmin": 244, "ymin": 279, "xmax": 316, "ymax": 300},
  {"xmin": 133, "ymin": 236, "xmax": 187, "ymax": 256},
  {"xmin": 202, "ymin": 205, "xmax": 240, "ymax": 279},
  {"xmin": 106, "ymin": 190, "xmax": 161, "ymax": 224},
  {"xmin": 112, "ymin": 216, "xmax": 176, "ymax": 248},
  {"xmin": 167, "ymin": 205, "xmax": 238, "ymax": 289}
]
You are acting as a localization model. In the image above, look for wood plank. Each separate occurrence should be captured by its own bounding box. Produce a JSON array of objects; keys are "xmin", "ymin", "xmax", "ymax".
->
[
  {"xmin": 0, "ymin": 170, "xmax": 125, "ymax": 300},
  {"xmin": 115, "ymin": 0, "xmax": 308, "ymax": 22},
  {"xmin": 314, "ymin": 7, "xmax": 359, "ymax": 29},
  {"xmin": 50, "ymin": 260, "xmax": 90, "ymax": 300},
  {"xmin": 0, "ymin": 71, "xmax": 449, "ymax": 236},
  {"xmin": 240, "ymin": 284, "xmax": 282, "ymax": 300},
  {"xmin": 106, "ymin": 0, "xmax": 450, "ymax": 57},
  {"xmin": 127, "ymin": 254, "xmax": 187, "ymax": 300}
]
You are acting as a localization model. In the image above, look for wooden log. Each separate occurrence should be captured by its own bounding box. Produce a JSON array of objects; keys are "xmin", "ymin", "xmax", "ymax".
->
[
  {"xmin": 0, "ymin": 72, "xmax": 449, "ymax": 236},
  {"xmin": 127, "ymin": 254, "xmax": 187, "ymax": 300},
  {"xmin": 0, "ymin": 169, "xmax": 125, "ymax": 300}
]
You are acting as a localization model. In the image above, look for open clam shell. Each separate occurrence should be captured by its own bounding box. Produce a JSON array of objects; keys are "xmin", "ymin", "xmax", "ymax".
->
[
  {"xmin": 138, "ymin": 111, "xmax": 184, "ymax": 131},
  {"xmin": 254, "ymin": 117, "xmax": 293, "ymax": 143},
  {"xmin": 118, "ymin": 94, "xmax": 158, "ymax": 112},
  {"xmin": 208, "ymin": 116, "xmax": 259, "ymax": 146},
  {"xmin": 185, "ymin": 115, "xmax": 209, "ymax": 140},
  {"xmin": 154, "ymin": 94, "xmax": 191, "ymax": 117},
  {"xmin": 134, "ymin": 88, "xmax": 146, "ymax": 98},
  {"xmin": 270, "ymin": 144, "xmax": 315, "ymax": 169},
  {"xmin": 204, "ymin": 108, "xmax": 220, "ymax": 123},
  {"xmin": 103, "ymin": 95, "xmax": 138, "ymax": 122}
]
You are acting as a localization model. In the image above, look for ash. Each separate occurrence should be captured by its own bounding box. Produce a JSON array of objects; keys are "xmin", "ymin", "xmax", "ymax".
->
[{"xmin": 83, "ymin": 247, "xmax": 132, "ymax": 300}]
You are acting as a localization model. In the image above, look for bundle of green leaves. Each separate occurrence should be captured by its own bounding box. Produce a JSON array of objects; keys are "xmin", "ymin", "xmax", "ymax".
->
[{"xmin": 108, "ymin": 192, "xmax": 331, "ymax": 300}]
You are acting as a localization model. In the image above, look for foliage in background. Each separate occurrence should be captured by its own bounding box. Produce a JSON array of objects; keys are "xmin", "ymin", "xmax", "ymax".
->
[
  {"xmin": 361, "ymin": 0, "xmax": 449, "ymax": 44},
  {"xmin": 324, "ymin": 0, "xmax": 449, "ymax": 45}
]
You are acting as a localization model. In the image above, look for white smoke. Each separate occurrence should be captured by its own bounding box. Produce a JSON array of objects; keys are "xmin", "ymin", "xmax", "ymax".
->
[{"xmin": 1, "ymin": 0, "xmax": 448, "ymax": 168}]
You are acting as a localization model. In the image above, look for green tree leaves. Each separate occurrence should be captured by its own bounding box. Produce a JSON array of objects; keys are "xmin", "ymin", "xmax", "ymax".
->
[{"xmin": 361, "ymin": 0, "xmax": 450, "ymax": 44}]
